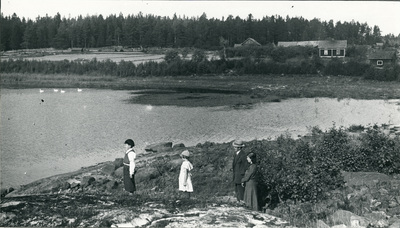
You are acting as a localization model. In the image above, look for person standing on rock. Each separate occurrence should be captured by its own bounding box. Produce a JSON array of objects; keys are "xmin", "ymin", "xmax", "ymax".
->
[
  {"xmin": 179, "ymin": 150, "xmax": 193, "ymax": 198},
  {"xmin": 232, "ymin": 140, "xmax": 248, "ymax": 203},
  {"xmin": 241, "ymin": 152, "xmax": 259, "ymax": 211},
  {"xmin": 123, "ymin": 139, "xmax": 136, "ymax": 194}
]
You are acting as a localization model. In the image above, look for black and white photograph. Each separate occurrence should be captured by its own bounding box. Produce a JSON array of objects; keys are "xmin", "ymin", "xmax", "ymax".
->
[{"xmin": 1, "ymin": 0, "xmax": 400, "ymax": 227}]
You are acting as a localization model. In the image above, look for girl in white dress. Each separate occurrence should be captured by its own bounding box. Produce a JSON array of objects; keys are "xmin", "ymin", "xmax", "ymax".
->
[{"xmin": 179, "ymin": 150, "xmax": 193, "ymax": 198}]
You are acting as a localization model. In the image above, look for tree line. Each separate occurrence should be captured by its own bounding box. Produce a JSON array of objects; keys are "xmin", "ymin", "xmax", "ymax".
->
[{"xmin": 0, "ymin": 12, "xmax": 391, "ymax": 51}]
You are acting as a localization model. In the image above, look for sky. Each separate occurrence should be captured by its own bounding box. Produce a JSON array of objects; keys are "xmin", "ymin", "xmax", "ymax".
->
[{"xmin": 1, "ymin": 0, "xmax": 400, "ymax": 36}]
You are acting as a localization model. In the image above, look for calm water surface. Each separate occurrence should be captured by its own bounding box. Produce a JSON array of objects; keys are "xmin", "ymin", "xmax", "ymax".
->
[{"xmin": 1, "ymin": 88, "xmax": 399, "ymax": 188}]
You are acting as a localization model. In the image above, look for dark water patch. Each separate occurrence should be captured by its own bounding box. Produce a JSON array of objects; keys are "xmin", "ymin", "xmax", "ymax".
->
[
  {"xmin": 126, "ymin": 88, "xmax": 253, "ymax": 108},
  {"xmin": 178, "ymin": 95, "xmax": 209, "ymax": 100},
  {"xmin": 126, "ymin": 92, "xmax": 259, "ymax": 108},
  {"xmin": 129, "ymin": 89, "xmax": 176, "ymax": 95},
  {"xmin": 130, "ymin": 87, "xmax": 245, "ymax": 95}
]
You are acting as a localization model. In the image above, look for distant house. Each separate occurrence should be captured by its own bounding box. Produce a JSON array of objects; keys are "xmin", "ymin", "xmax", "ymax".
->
[
  {"xmin": 68, "ymin": 48, "xmax": 84, "ymax": 53},
  {"xmin": 277, "ymin": 40, "xmax": 347, "ymax": 58},
  {"xmin": 367, "ymin": 50, "xmax": 396, "ymax": 67},
  {"xmin": 234, "ymin": 38, "xmax": 261, "ymax": 47},
  {"xmin": 277, "ymin": 41, "xmax": 319, "ymax": 47},
  {"xmin": 318, "ymin": 40, "xmax": 347, "ymax": 58}
]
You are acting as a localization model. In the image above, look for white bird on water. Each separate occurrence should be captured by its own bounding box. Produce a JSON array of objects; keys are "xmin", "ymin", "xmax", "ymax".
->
[
  {"xmin": 77, "ymin": 88, "xmax": 82, "ymax": 92},
  {"xmin": 53, "ymin": 89, "xmax": 59, "ymax": 92},
  {"xmin": 39, "ymin": 89, "xmax": 44, "ymax": 93},
  {"xmin": 60, "ymin": 90, "xmax": 66, "ymax": 93}
]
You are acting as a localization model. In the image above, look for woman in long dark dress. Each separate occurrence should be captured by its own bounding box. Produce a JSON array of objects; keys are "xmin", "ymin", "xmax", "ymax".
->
[
  {"xmin": 123, "ymin": 139, "xmax": 136, "ymax": 193},
  {"xmin": 241, "ymin": 152, "xmax": 259, "ymax": 211}
]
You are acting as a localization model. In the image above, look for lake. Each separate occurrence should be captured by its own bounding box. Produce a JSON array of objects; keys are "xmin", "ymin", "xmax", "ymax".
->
[{"xmin": 1, "ymin": 88, "xmax": 399, "ymax": 188}]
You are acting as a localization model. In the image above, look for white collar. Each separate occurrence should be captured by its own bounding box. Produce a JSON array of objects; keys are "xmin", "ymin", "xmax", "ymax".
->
[{"xmin": 126, "ymin": 148, "xmax": 134, "ymax": 154}]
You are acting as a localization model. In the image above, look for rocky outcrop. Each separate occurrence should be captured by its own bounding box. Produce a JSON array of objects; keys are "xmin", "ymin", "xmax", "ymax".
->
[
  {"xmin": 313, "ymin": 172, "xmax": 400, "ymax": 228},
  {"xmin": 144, "ymin": 142, "xmax": 174, "ymax": 153},
  {"xmin": 111, "ymin": 201, "xmax": 294, "ymax": 228},
  {"xmin": 3, "ymin": 141, "xmax": 187, "ymax": 198}
]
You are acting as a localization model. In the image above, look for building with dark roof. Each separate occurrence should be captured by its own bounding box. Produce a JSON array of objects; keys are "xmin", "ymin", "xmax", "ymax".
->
[
  {"xmin": 234, "ymin": 38, "xmax": 261, "ymax": 47},
  {"xmin": 277, "ymin": 40, "xmax": 347, "ymax": 58},
  {"xmin": 367, "ymin": 50, "xmax": 397, "ymax": 67}
]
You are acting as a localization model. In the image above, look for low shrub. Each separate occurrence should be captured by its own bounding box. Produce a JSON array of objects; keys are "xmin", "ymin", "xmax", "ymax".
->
[
  {"xmin": 256, "ymin": 133, "xmax": 345, "ymax": 206},
  {"xmin": 364, "ymin": 65, "xmax": 400, "ymax": 81}
]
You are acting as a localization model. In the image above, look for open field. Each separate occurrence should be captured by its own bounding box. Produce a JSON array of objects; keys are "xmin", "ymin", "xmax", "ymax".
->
[
  {"xmin": 1, "ymin": 51, "xmax": 165, "ymax": 64},
  {"xmin": 0, "ymin": 49, "xmax": 219, "ymax": 64}
]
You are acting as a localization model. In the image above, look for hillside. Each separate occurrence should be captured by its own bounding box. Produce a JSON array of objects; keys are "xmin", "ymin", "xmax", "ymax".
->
[{"xmin": 1, "ymin": 125, "xmax": 400, "ymax": 227}]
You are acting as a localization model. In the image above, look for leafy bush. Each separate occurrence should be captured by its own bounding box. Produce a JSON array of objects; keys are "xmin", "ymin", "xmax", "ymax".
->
[
  {"xmin": 323, "ymin": 58, "xmax": 346, "ymax": 76},
  {"xmin": 345, "ymin": 45, "xmax": 369, "ymax": 60},
  {"xmin": 191, "ymin": 49, "xmax": 207, "ymax": 63},
  {"xmin": 164, "ymin": 50, "xmax": 181, "ymax": 63},
  {"xmin": 343, "ymin": 59, "xmax": 370, "ymax": 76},
  {"xmin": 364, "ymin": 65, "xmax": 400, "ymax": 81},
  {"xmin": 347, "ymin": 124, "xmax": 365, "ymax": 132},
  {"xmin": 358, "ymin": 127, "xmax": 400, "ymax": 174},
  {"xmin": 271, "ymin": 47, "xmax": 288, "ymax": 63},
  {"xmin": 251, "ymin": 125, "xmax": 399, "ymax": 209},
  {"xmin": 255, "ymin": 134, "xmax": 345, "ymax": 205}
]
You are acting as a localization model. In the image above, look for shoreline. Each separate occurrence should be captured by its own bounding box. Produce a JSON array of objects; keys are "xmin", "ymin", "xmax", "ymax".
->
[{"xmin": 1, "ymin": 73, "xmax": 400, "ymax": 108}]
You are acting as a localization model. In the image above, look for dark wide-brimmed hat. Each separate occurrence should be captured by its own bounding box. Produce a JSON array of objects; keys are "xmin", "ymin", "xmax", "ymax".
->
[{"xmin": 232, "ymin": 140, "xmax": 245, "ymax": 147}]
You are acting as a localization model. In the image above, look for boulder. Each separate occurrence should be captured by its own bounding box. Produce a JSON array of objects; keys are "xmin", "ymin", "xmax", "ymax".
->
[
  {"xmin": 328, "ymin": 210, "xmax": 369, "ymax": 227},
  {"xmin": 145, "ymin": 142, "xmax": 173, "ymax": 153},
  {"xmin": 105, "ymin": 181, "xmax": 118, "ymax": 190},
  {"xmin": 135, "ymin": 167, "xmax": 160, "ymax": 182},
  {"xmin": 168, "ymin": 158, "xmax": 183, "ymax": 171},
  {"xmin": 71, "ymin": 182, "xmax": 80, "ymax": 189},
  {"xmin": 49, "ymin": 181, "xmax": 69, "ymax": 192},
  {"xmin": 0, "ymin": 187, "xmax": 14, "ymax": 198},
  {"xmin": 331, "ymin": 225, "xmax": 347, "ymax": 228},
  {"xmin": 82, "ymin": 176, "xmax": 96, "ymax": 187},
  {"xmin": 113, "ymin": 158, "xmax": 124, "ymax": 169},
  {"xmin": 172, "ymin": 143, "xmax": 186, "ymax": 150},
  {"xmin": 390, "ymin": 124, "xmax": 400, "ymax": 130},
  {"xmin": 114, "ymin": 167, "xmax": 123, "ymax": 178},
  {"xmin": 61, "ymin": 182, "xmax": 71, "ymax": 190},
  {"xmin": 316, "ymin": 220, "xmax": 330, "ymax": 228},
  {"xmin": 101, "ymin": 163, "xmax": 116, "ymax": 176},
  {"xmin": 389, "ymin": 220, "xmax": 400, "ymax": 228}
]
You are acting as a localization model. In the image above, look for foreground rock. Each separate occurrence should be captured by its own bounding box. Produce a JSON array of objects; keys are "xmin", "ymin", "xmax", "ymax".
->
[{"xmin": 110, "ymin": 201, "xmax": 293, "ymax": 228}]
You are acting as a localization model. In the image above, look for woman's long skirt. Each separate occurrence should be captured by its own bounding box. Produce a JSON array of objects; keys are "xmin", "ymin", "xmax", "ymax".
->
[
  {"xmin": 123, "ymin": 165, "xmax": 136, "ymax": 193},
  {"xmin": 243, "ymin": 180, "xmax": 258, "ymax": 211}
]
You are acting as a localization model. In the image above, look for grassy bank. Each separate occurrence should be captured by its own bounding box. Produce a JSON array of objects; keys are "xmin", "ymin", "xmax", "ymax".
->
[{"xmin": 2, "ymin": 73, "xmax": 400, "ymax": 107}]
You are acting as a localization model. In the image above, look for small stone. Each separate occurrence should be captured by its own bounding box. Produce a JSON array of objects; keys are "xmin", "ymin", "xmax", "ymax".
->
[
  {"xmin": 331, "ymin": 225, "xmax": 347, "ymax": 228},
  {"xmin": 82, "ymin": 176, "xmax": 96, "ymax": 187},
  {"xmin": 106, "ymin": 181, "xmax": 118, "ymax": 190},
  {"xmin": 389, "ymin": 200, "xmax": 398, "ymax": 208},
  {"xmin": 316, "ymin": 220, "xmax": 330, "ymax": 228},
  {"xmin": 132, "ymin": 217, "xmax": 149, "ymax": 227},
  {"xmin": 378, "ymin": 188, "xmax": 389, "ymax": 195}
]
